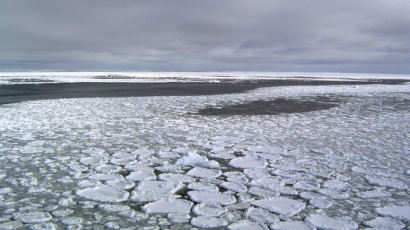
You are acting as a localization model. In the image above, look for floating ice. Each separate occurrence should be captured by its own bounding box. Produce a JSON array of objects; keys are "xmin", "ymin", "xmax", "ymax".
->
[
  {"xmin": 323, "ymin": 180, "xmax": 350, "ymax": 191},
  {"xmin": 357, "ymin": 189, "xmax": 391, "ymax": 198},
  {"xmin": 90, "ymin": 173, "xmax": 124, "ymax": 181},
  {"xmin": 252, "ymin": 198, "xmax": 306, "ymax": 217},
  {"xmin": 363, "ymin": 216, "xmax": 404, "ymax": 229},
  {"xmin": 176, "ymin": 152, "xmax": 219, "ymax": 168},
  {"xmin": 310, "ymin": 198, "xmax": 332, "ymax": 209},
  {"xmin": 158, "ymin": 173, "xmax": 195, "ymax": 183},
  {"xmin": 167, "ymin": 213, "xmax": 191, "ymax": 223},
  {"xmin": 270, "ymin": 221, "xmax": 316, "ymax": 230},
  {"xmin": 193, "ymin": 203, "xmax": 227, "ymax": 217},
  {"xmin": 126, "ymin": 169, "xmax": 156, "ymax": 181},
  {"xmin": 229, "ymin": 156, "xmax": 268, "ymax": 169},
  {"xmin": 245, "ymin": 207, "xmax": 280, "ymax": 224},
  {"xmin": 61, "ymin": 216, "xmax": 83, "ymax": 225},
  {"xmin": 187, "ymin": 182, "xmax": 219, "ymax": 192},
  {"xmin": 13, "ymin": 212, "xmax": 52, "ymax": 223},
  {"xmin": 99, "ymin": 204, "xmax": 130, "ymax": 212},
  {"xmin": 186, "ymin": 167, "xmax": 222, "ymax": 179},
  {"xmin": 306, "ymin": 214, "xmax": 358, "ymax": 230},
  {"xmin": 106, "ymin": 179, "xmax": 136, "ymax": 190},
  {"xmin": 376, "ymin": 205, "xmax": 410, "ymax": 221},
  {"xmin": 0, "ymin": 221, "xmax": 24, "ymax": 229},
  {"xmin": 220, "ymin": 182, "xmax": 247, "ymax": 193},
  {"xmin": 191, "ymin": 216, "xmax": 228, "ymax": 228},
  {"xmin": 142, "ymin": 199, "xmax": 193, "ymax": 214},
  {"xmin": 318, "ymin": 188, "xmax": 350, "ymax": 199},
  {"xmin": 131, "ymin": 181, "xmax": 183, "ymax": 202},
  {"xmin": 365, "ymin": 176, "xmax": 407, "ymax": 190},
  {"xmin": 228, "ymin": 220, "xmax": 268, "ymax": 230},
  {"xmin": 188, "ymin": 191, "xmax": 236, "ymax": 205},
  {"xmin": 76, "ymin": 185, "xmax": 129, "ymax": 202},
  {"xmin": 224, "ymin": 171, "xmax": 249, "ymax": 184}
]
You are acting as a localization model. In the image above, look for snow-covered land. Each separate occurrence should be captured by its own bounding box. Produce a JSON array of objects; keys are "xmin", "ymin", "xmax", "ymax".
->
[{"xmin": 0, "ymin": 73, "xmax": 409, "ymax": 229}]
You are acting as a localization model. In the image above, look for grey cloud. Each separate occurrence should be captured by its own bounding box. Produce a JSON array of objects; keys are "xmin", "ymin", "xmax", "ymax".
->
[{"xmin": 1, "ymin": 0, "xmax": 410, "ymax": 73}]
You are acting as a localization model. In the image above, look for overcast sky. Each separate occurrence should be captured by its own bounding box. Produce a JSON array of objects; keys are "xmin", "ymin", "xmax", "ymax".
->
[{"xmin": 1, "ymin": 0, "xmax": 410, "ymax": 73}]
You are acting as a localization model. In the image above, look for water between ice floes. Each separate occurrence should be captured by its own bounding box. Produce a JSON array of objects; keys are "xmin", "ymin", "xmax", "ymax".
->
[{"xmin": 0, "ymin": 84, "xmax": 409, "ymax": 229}]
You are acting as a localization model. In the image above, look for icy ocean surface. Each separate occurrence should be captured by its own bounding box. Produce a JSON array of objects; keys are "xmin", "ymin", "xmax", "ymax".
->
[{"xmin": 0, "ymin": 81, "xmax": 409, "ymax": 229}]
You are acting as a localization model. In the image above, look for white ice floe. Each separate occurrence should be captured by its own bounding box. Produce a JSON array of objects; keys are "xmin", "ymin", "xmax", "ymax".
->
[
  {"xmin": 193, "ymin": 203, "xmax": 227, "ymax": 217},
  {"xmin": 142, "ymin": 199, "xmax": 193, "ymax": 214},
  {"xmin": 270, "ymin": 221, "xmax": 316, "ymax": 230},
  {"xmin": 306, "ymin": 214, "xmax": 358, "ymax": 230},
  {"xmin": 13, "ymin": 212, "xmax": 52, "ymax": 223},
  {"xmin": 0, "ymin": 221, "xmax": 24, "ymax": 229},
  {"xmin": 318, "ymin": 188, "xmax": 350, "ymax": 199},
  {"xmin": 106, "ymin": 179, "xmax": 136, "ymax": 190},
  {"xmin": 188, "ymin": 191, "xmax": 237, "ymax": 205},
  {"xmin": 186, "ymin": 167, "xmax": 222, "ymax": 179},
  {"xmin": 252, "ymin": 198, "xmax": 306, "ymax": 217},
  {"xmin": 99, "ymin": 204, "xmax": 130, "ymax": 212},
  {"xmin": 126, "ymin": 169, "xmax": 156, "ymax": 181},
  {"xmin": 245, "ymin": 207, "xmax": 280, "ymax": 224},
  {"xmin": 167, "ymin": 213, "xmax": 191, "ymax": 223},
  {"xmin": 220, "ymin": 182, "xmax": 247, "ymax": 193},
  {"xmin": 158, "ymin": 173, "xmax": 195, "ymax": 183},
  {"xmin": 90, "ymin": 173, "xmax": 124, "ymax": 181},
  {"xmin": 191, "ymin": 216, "xmax": 228, "ymax": 228},
  {"xmin": 365, "ymin": 175, "xmax": 408, "ymax": 190},
  {"xmin": 323, "ymin": 180, "xmax": 351, "ymax": 191},
  {"xmin": 76, "ymin": 185, "xmax": 129, "ymax": 202},
  {"xmin": 376, "ymin": 205, "xmax": 410, "ymax": 221},
  {"xmin": 61, "ymin": 216, "xmax": 83, "ymax": 225},
  {"xmin": 176, "ymin": 152, "xmax": 219, "ymax": 168},
  {"xmin": 309, "ymin": 198, "xmax": 333, "ymax": 209},
  {"xmin": 363, "ymin": 216, "xmax": 404, "ymax": 229},
  {"xmin": 187, "ymin": 182, "xmax": 220, "ymax": 192},
  {"xmin": 229, "ymin": 156, "xmax": 268, "ymax": 169},
  {"xmin": 228, "ymin": 220, "xmax": 268, "ymax": 230},
  {"xmin": 357, "ymin": 189, "xmax": 391, "ymax": 198},
  {"xmin": 224, "ymin": 171, "xmax": 249, "ymax": 184},
  {"xmin": 131, "ymin": 181, "xmax": 183, "ymax": 202}
]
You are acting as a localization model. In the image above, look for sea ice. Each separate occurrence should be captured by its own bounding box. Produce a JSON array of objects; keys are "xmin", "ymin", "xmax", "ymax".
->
[
  {"xmin": 90, "ymin": 173, "xmax": 124, "ymax": 181},
  {"xmin": 13, "ymin": 212, "xmax": 52, "ymax": 223},
  {"xmin": 252, "ymin": 197, "xmax": 306, "ymax": 217},
  {"xmin": 220, "ymin": 182, "xmax": 247, "ymax": 193},
  {"xmin": 365, "ymin": 176, "xmax": 407, "ymax": 190},
  {"xmin": 186, "ymin": 167, "xmax": 222, "ymax": 179},
  {"xmin": 363, "ymin": 216, "xmax": 404, "ymax": 229},
  {"xmin": 229, "ymin": 156, "xmax": 268, "ymax": 169},
  {"xmin": 224, "ymin": 171, "xmax": 249, "ymax": 184},
  {"xmin": 188, "ymin": 191, "xmax": 236, "ymax": 205},
  {"xmin": 158, "ymin": 173, "xmax": 195, "ymax": 183},
  {"xmin": 187, "ymin": 182, "xmax": 219, "ymax": 192},
  {"xmin": 193, "ymin": 203, "xmax": 227, "ymax": 217},
  {"xmin": 0, "ymin": 221, "xmax": 23, "ymax": 229},
  {"xmin": 270, "ymin": 221, "xmax": 316, "ymax": 230},
  {"xmin": 176, "ymin": 152, "xmax": 219, "ymax": 168},
  {"xmin": 126, "ymin": 169, "xmax": 156, "ymax": 181},
  {"xmin": 309, "ymin": 198, "xmax": 333, "ymax": 209},
  {"xmin": 323, "ymin": 180, "xmax": 351, "ymax": 191},
  {"xmin": 245, "ymin": 207, "xmax": 280, "ymax": 224},
  {"xmin": 376, "ymin": 205, "xmax": 410, "ymax": 221},
  {"xmin": 306, "ymin": 214, "xmax": 358, "ymax": 230},
  {"xmin": 228, "ymin": 220, "xmax": 268, "ymax": 230},
  {"xmin": 142, "ymin": 199, "xmax": 193, "ymax": 214},
  {"xmin": 76, "ymin": 185, "xmax": 129, "ymax": 202},
  {"xmin": 191, "ymin": 216, "xmax": 228, "ymax": 228}
]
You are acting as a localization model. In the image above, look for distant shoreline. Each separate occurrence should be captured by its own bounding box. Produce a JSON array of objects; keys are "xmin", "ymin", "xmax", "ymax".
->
[{"xmin": 0, "ymin": 79, "xmax": 408, "ymax": 105}]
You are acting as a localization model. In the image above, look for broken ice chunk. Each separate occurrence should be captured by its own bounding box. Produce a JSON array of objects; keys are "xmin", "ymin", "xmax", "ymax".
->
[
  {"xmin": 376, "ymin": 205, "xmax": 410, "ymax": 221},
  {"xmin": 76, "ymin": 185, "xmax": 129, "ymax": 202},
  {"xmin": 142, "ymin": 199, "xmax": 193, "ymax": 214},
  {"xmin": 191, "ymin": 216, "xmax": 228, "ymax": 228},
  {"xmin": 229, "ymin": 156, "xmax": 267, "ymax": 169},
  {"xmin": 193, "ymin": 203, "xmax": 227, "ymax": 217},
  {"xmin": 187, "ymin": 167, "xmax": 222, "ymax": 179},
  {"xmin": 363, "ymin": 216, "xmax": 404, "ymax": 229},
  {"xmin": 13, "ymin": 212, "xmax": 52, "ymax": 223},
  {"xmin": 270, "ymin": 221, "xmax": 316, "ymax": 230},
  {"xmin": 228, "ymin": 220, "xmax": 268, "ymax": 230},
  {"xmin": 188, "ymin": 191, "xmax": 236, "ymax": 205},
  {"xmin": 306, "ymin": 214, "xmax": 358, "ymax": 230},
  {"xmin": 252, "ymin": 198, "xmax": 306, "ymax": 217}
]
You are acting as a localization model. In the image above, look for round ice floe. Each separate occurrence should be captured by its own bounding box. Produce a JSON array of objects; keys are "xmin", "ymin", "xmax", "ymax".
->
[
  {"xmin": 13, "ymin": 212, "xmax": 52, "ymax": 223},
  {"xmin": 306, "ymin": 214, "xmax": 358, "ymax": 230},
  {"xmin": 224, "ymin": 171, "xmax": 249, "ymax": 184},
  {"xmin": 252, "ymin": 198, "xmax": 306, "ymax": 217},
  {"xmin": 229, "ymin": 156, "xmax": 267, "ymax": 169},
  {"xmin": 76, "ymin": 185, "xmax": 129, "ymax": 202},
  {"xmin": 365, "ymin": 175, "xmax": 407, "ymax": 190},
  {"xmin": 29, "ymin": 222, "xmax": 57, "ymax": 230},
  {"xmin": 245, "ymin": 207, "xmax": 280, "ymax": 224},
  {"xmin": 357, "ymin": 189, "xmax": 391, "ymax": 198},
  {"xmin": 376, "ymin": 205, "xmax": 410, "ymax": 221},
  {"xmin": 142, "ymin": 199, "xmax": 193, "ymax": 214},
  {"xmin": 271, "ymin": 221, "xmax": 316, "ymax": 230},
  {"xmin": 0, "ymin": 221, "xmax": 24, "ymax": 229},
  {"xmin": 188, "ymin": 191, "xmax": 236, "ymax": 205},
  {"xmin": 248, "ymin": 187, "xmax": 280, "ymax": 198},
  {"xmin": 158, "ymin": 173, "xmax": 195, "ymax": 183},
  {"xmin": 193, "ymin": 203, "xmax": 227, "ymax": 217},
  {"xmin": 135, "ymin": 181, "xmax": 183, "ymax": 194},
  {"xmin": 99, "ymin": 204, "xmax": 130, "ymax": 212},
  {"xmin": 220, "ymin": 182, "xmax": 247, "ymax": 193},
  {"xmin": 176, "ymin": 152, "xmax": 219, "ymax": 168},
  {"xmin": 90, "ymin": 173, "xmax": 124, "ymax": 181},
  {"xmin": 187, "ymin": 182, "xmax": 219, "ymax": 192},
  {"xmin": 309, "ymin": 198, "xmax": 333, "ymax": 209},
  {"xmin": 228, "ymin": 220, "xmax": 268, "ymax": 230},
  {"xmin": 363, "ymin": 216, "xmax": 404, "ymax": 229},
  {"xmin": 191, "ymin": 216, "xmax": 228, "ymax": 228},
  {"xmin": 61, "ymin": 216, "xmax": 83, "ymax": 225},
  {"xmin": 52, "ymin": 209, "xmax": 74, "ymax": 217},
  {"xmin": 318, "ymin": 188, "xmax": 350, "ymax": 199},
  {"xmin": 106, "ymin": 179, "xmax": 135, "ymax": 190},
  {"xmin": 186, "ymin": 167, "xmax": 222, "ymax": 179},
  {"xmin": 293, "ymin": 181, "xmax": 319, "ymax": 191},
  {"xmin": 126, "ymin": 169, "xmax": 156, "ymax": 181},
  {"xmin": 323, "ymin": 180, "xmax": 351, "ymax": 191}
]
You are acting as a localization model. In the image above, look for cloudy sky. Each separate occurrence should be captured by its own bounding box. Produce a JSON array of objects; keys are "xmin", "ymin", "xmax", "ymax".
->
[{"xmin": 1, "ymin": 0, "xmax": 410, "ymax": 73}]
